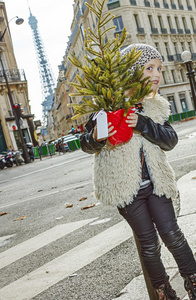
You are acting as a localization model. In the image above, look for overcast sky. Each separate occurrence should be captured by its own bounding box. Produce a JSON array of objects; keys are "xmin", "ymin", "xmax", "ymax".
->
[{"xmin": 4, "ymin": 0, "xmax": 74, "ymax": 120}]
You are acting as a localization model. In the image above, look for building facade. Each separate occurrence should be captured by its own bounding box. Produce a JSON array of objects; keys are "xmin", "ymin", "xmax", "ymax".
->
[
  {"xmin": 53, "ymin": 0, "xmax": 196, "ymax": 135},
  {"xmin": 52, "ymin": 65, "xmax": 75, "ymax": 139},
  {"xmin": 0, "ymin": 2, "xmax": 36, "ymax": 153}
]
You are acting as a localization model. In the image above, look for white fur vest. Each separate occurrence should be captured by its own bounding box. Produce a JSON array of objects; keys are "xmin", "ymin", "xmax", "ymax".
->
[{"xmin": 93, "ymin": 93, "xmax": 178, "ymax": 207}]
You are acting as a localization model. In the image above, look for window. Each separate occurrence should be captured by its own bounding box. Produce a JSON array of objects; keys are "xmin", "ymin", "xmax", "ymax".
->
[
  {"xmin": 175, "ymin": 16, "xmax": 183, "ymax": 34},
  {"xmin": 134, "ymin": 14, "xmax": 140, "ymax": 29},
  {"xmin": 178, "ymin": 0, "xmax": 184, "ymax": 10},
  {"xmin": 107, "ymin": 0, "xmax": 120, "ymax": 9},
  {"xmin": 171, "ymin": 70, "xmax": 177, "ymax": 83},
  {"xmin": 134, "ymin": 14, "xmax": 144, "ymax": 33},
  {"xmin": 175, "ymin": 17, "xmax": 179, "ymax": 30},
  {"xmin": 148, "ymin": 15, "xmax": 153, "ymax": 29},
  {"xmin": 130, "ymin": 0, "xmax": 137, "ymax": 5},
  {"xmin": 80, "ymin": 24, "xmax": 85, "ymax": 40},
  {"xmin": 186, "ymin": 0, "xmax": 192, "ymax": 10},
  {"xmin": 180, "ymin": 69, "xmax": 186, "ymax": 82},
  {"xmin": 113, "ymin": 16, "xmax": 124, "ymax": 32},
  {"xmin": 154, "ymin": 1, "xmax": 160, "ymax": 8},
  {"xmin": 163, "ymin": 0, "xmax": 169, "ymax": 8},
  {"xmin": 188, "ymin": 42, "xmax": 193, "ymax": 53},
  {"xmin": 173, "ymin": 42, "xmax": 178, "ymax": 55},
  {"xmin": 167, "ymin": 16, "xmax": 176, "ymax": 33},
  {"xmin": 182, "ymin": 17, "xmax": 187, "ymax": 30},
  {"xmin": 191, "ymin": 18, "xmax": 196, "ymax": 33},
  {"xmin": 171, "ymin": 0, "xmax": 176, "ymax": 9},
  {"xmin": 167, "ymin": 16, "xmax": 171, "ymax": 29},
  {"xmin": 144, "ymin": 0, "xmax": 151, "ymax": 7},
  {"xmin": 155, "ymin": 42, "xmax": 160, "ymax": 53},
  {"xmin": 181, "ymin": 42, "xmax": 185, "ymax": 52},
  {"xmin": 164, "ymin": 42, "xmax": 170, "ymax": 56},
  {"xmin": 182, "ymin": 17, "xmax": 190, "ymax": 33},
  {"xmin": 158, "ymin": 15, "xmax": 163, "ymax": 29},
  {"xmin": 162, "ymin": 71, "xmax": 167, "ymax": 84},
  {"xmin": 180, "ymin": 94, "xmax": 188, "ymax": 112},
  {"xmin": 168, "ymin": 95, "xmax": 177, "ymax": 114}
]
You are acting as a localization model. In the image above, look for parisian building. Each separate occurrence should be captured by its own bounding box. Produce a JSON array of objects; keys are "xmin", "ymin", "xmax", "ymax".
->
[
  {"xmin": 53, "ymin": 0, "xmax": 196, "ymax": 136},
  {"xmin": 0, "ymin": 2, "xmax": 36, "ymax": 153}
]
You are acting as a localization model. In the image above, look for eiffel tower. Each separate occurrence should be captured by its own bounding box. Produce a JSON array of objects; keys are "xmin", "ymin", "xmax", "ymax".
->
[{"xmin": 28, "ymin": 4, "xmax": 55, "ymax": 128}]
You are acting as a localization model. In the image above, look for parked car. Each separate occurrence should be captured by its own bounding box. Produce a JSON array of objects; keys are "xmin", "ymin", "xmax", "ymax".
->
[
  {"xmin": 62, "ymin": 135, "xmax": 80, "ymax": 151},
  {"xmin": 62, "ymin": 136, "xmax": 71, "ymax": 152}
]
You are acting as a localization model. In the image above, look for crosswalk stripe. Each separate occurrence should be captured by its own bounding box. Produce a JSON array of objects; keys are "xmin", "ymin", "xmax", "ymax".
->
[
  {"xmin": 0, "ymin": 220, "xmax": 132, "ymax": 300},
  {"xmin": 0, "ymin": 218, "xmax": 97, "ymax": 269},
  {"xmin": 0, "ymin": 180, "xmax": 92, "ymax": 210},
  {"xmin": 0, "ymin": 234, "xmax": 15, "ymax": 243},
  {"xmin": 12, "ymin": 154, "xmax": 90, "ymax": 180}
]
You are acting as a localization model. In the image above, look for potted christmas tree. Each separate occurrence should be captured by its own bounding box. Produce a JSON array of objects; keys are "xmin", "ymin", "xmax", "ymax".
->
[{"xmin": 68, "ymin": 0, "xmax": 152, "ymax": 145}]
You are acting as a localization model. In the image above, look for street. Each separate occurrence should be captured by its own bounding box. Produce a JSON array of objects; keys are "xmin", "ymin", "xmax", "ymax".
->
[{"xmin": 0, "ymin": 119, "xmax": 196, "ymax": 300}]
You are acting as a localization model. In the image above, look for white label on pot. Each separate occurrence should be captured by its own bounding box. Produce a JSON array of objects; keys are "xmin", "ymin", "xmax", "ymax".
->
[{"xmin": 97, "ymin": 110, "xmax": 108, "ymax": 140}]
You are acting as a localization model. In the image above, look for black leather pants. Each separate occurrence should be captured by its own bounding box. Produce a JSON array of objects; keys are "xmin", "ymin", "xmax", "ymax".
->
[{"xmin": 118, "ymin": 184, "xmax": 196, "ymax": 289}]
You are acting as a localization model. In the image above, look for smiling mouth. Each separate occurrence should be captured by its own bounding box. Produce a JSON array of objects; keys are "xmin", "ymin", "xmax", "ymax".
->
[{"xmin": 152, "ymin": 80, "xmax": 159, "ymax": 84}]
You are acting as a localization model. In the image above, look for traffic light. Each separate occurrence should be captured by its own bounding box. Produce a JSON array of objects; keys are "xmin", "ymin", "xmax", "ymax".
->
[
  {"xmin": 12, "ymin": 125, "xmax": 16, "ymax": 131},
  {"xmin": 13, "ymin": 104, "xmax": 22, "ymax": 119}
]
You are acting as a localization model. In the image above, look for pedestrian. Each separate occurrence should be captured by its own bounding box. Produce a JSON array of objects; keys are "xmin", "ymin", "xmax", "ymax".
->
[{"xmin": 80, "ymin": 44, "xmax": 196, "ymax": 300}]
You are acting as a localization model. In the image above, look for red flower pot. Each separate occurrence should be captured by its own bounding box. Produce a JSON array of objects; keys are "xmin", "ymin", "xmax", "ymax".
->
[{"xmin": 107, "ymin": 107, "xmax": 135, "ymax": 145}]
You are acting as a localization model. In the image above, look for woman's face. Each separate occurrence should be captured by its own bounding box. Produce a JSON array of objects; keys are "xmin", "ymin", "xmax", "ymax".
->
[{"xmin": 141, "ymin": 58, "xmax": 163, "ymax": 92}]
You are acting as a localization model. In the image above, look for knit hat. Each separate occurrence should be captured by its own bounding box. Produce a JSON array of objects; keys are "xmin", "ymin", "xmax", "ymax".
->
[{"xmin": 121, "ymin": 43, "xmax": 163, "ymax": 72}]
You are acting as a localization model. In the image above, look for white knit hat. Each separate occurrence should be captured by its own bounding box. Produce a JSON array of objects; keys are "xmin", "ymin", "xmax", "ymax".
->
[{"xmin": 121, "ymin": 43, "xmax": 163, "ymax": 72}]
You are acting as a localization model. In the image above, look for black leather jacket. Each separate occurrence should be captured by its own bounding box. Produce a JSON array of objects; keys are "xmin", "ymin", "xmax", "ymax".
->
[{"xmin": 80, "ymin": 113, "xmax": 178, "ymax": 180}]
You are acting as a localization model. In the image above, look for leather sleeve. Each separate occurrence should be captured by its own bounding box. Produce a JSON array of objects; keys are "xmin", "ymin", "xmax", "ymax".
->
[
  {"xmin": 79, "ymin": 114, "xmax": 106, "ymax": 154},
  {"xmin": 135, "ymin": 114, "xmax": 178, "ymax": 151}
]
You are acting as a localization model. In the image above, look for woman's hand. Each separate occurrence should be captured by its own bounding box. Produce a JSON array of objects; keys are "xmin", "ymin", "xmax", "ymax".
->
[
  {"xmin": 93, "ymin": 122, "xmax": 117, "ymax": 142},
  {"xmin": 108, "ymin": 122, "xmax": 117, "ymax": 138},
  {"xmin": 125, "ymin": 113, "xmax": 138, "ymax": 127}
]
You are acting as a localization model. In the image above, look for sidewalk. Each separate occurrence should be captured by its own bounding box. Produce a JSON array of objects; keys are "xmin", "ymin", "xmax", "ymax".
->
[{"xmin": 113, "ymin": 170, "xmax": 196, "ymax": 300}]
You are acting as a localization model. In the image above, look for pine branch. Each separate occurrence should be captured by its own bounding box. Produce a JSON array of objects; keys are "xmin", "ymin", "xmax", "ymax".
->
[{"xmin": 68, "ymin": 0, "xmax": 152, "ymax": 119}]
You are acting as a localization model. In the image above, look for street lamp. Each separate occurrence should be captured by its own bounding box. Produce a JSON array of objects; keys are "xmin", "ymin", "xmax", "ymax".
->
[
  {"xmin": 0, "ymin": 16, "xmax": 30, "ymax": 163},
  {"xmin": 181, "ymin": 50, "xmax": 196, "ymax": 111},
  {"xmin": 0, "ymin": 16, "xmax": 24, "ymax": 41}
]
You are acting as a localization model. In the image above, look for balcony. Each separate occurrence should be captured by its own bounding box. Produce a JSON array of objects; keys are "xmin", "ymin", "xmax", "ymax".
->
[
  {"xmin": 130, "ymin": 0, "xmax": 137, "ymax": 5},
  {"xmin": 192, "ymin": 53, "xmax": 196, "ymax": 61},
  {"xmin": 163, "ymin": 2, "xmax": 169, "ymax": 8},
  {"xmin": 0, "ymin": 68, "xmax": 26, "ymax": 83},
  {"xmin": 154, "ymin": 1, "xmax": 160, "ymax": 8},
  {"xmin": 167, "ymin": 55, "xmax": 174, "ymax": 61},
  {"xmin": 170, "ymin": 28, "xmax": 176, "ymax": 34},
  {"xmin": 173, "ymin": 54, "xmax": 183, "ymax": 63},
  {"xmin": 107, "ymin": 0, "xmax": 120, "ymax": 10},
  {"xmin": 185, "ymin": 29, "xmax": 191, "ymax": 34},
  {"xmin": 188, "ymin": 5, "xmax": 192, "ymax": 10},
  {"xmin": 144, "ymin": 0, "xmax": 150, "ymax": 7},
  {"xmin": 151, "ymin": 27, "xmax": 158, "ymax": 34},
  {"xmin": 179, "ymin": 4, "xmax": 184, "ymax": 10},
  {"xmin": 171, "ymin": 3, "xmax": 176, "ymax": 9},
  {"xmin": 161, "ymin": 28, "xmax": 168, "ymax": 34},
  {"xmin": 177, "ymin": 28, "xmax": 184, "ymax": 34},
  {"xmin": 137, "ymin": 27, "xmax": 145, "ymax": 34}
]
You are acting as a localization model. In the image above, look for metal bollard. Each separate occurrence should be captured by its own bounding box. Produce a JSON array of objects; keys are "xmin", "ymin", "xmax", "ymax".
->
[{"xmin": 133, "ymin": 232, "xmax": 159, "ymax": 300}]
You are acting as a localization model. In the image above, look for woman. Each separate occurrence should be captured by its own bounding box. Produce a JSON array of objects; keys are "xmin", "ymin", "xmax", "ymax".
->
[{"xmin": 80, "ymin": 44, "xmax": 196, "ymax": 300}]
